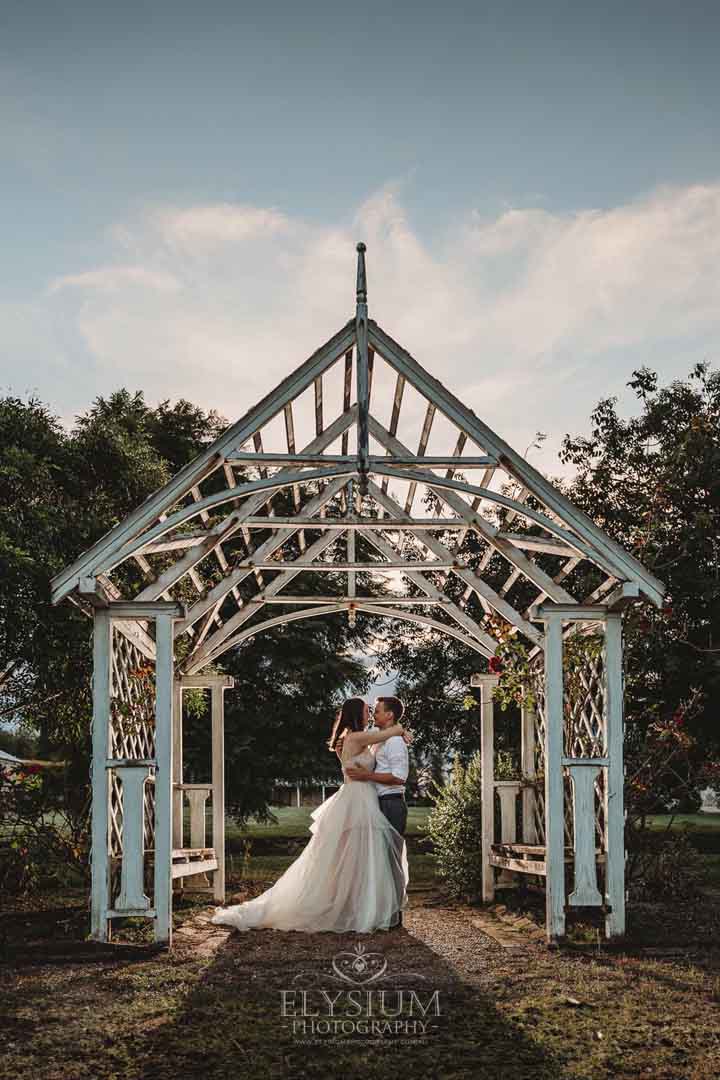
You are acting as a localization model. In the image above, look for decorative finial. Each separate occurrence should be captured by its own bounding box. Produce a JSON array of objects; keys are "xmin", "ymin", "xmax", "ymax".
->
[{"xmin": 356, "ymin": 242, "xmax": 367, "ymax": 306}]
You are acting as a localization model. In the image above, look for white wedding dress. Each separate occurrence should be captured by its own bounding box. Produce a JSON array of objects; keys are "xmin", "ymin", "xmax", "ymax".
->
[{"xmin": 210, "ymin": 744, "xmax": 409, "ymax": 933}]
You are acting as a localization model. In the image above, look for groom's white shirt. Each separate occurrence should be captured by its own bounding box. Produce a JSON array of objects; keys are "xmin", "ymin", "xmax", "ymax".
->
[{"xmin": 370, "ymin": 733, "xmax": 409, "ymax": 797}]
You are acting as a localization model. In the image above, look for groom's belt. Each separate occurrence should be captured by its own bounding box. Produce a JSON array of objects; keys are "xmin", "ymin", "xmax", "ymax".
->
[{"xmin": 378, "ymin": 792, "xmax": 405, "ymax": 799}]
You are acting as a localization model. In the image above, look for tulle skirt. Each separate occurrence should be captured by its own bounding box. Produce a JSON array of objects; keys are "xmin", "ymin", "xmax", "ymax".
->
[{"xmin": 210, "ymin": 782, "xmax": 409, "ymax": 933}]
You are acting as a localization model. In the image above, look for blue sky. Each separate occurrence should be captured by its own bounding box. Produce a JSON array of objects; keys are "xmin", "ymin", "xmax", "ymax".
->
[{"xmin": 2, "ymin": 0, "xmax": 720, "ymax": 476}]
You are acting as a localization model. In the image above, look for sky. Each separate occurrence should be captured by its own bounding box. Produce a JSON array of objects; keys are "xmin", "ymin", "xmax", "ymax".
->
[{"xmin": 2, "ymin": 0, "xmax": 720, "ymax": 479}]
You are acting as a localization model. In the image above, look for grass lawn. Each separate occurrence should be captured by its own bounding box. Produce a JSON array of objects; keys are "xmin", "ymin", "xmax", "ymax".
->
[
  {"xmin": 645, "ymin": 812, "xmax": 720, "ymax": 831},
  {"xmin": 225, "ymin": 806, "xmax": 720, "ymax": 841},
  {"xmin": 226, "ymin": 803, "xmax": 431, "ymax": 840}
]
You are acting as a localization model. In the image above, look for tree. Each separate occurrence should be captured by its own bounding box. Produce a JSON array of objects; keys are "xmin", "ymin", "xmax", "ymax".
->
[{"xmin": 560, "ymin": 361, "xmax": 720, "ymax": 752}]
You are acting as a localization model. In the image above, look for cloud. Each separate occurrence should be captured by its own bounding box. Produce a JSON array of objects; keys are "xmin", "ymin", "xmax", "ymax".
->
[
  {"xmin": 49, "ymin": 266, "xmax": 182, "ymax": 295},
  {"xmin": 8, "ymin": 181, "xmax": 720, "ymax": 475},
  {"xmin": 153, "ymin": 204, "xmax": 293, "ymax": 252}
]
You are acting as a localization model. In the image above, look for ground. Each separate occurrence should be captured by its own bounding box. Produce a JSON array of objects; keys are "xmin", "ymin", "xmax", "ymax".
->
[{"xmin": 2, "ymin": 810, "xmax": 720, "ymax": 1079}]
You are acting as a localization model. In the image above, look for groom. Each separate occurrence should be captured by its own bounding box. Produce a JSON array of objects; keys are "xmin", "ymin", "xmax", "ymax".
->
[{"xmin": 345, "ymin": 695, "xmax": 409, "ymax": 925}]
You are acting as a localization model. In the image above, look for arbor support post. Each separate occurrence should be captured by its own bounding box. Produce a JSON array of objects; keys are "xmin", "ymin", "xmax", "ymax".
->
[
  {"xmin": 604, "ymin": 612, "xmax": 626, "ymax": 938},
  {"xmin": 477, "ymin": 674, "xmax": 500, "ymax": 903},
  {"xmin": 543, "ymin": 612, "xmax": 566, "ymax": 943}
]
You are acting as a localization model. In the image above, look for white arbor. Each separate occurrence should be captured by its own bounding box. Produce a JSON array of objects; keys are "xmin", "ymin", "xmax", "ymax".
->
[{"xmin": 52, "ymin": 243, "xmax": 665, "ymax": 946}]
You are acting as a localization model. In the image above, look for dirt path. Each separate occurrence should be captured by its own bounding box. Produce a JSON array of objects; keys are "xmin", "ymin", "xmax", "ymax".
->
[{"xmin": 3, "ymin": 885, "xmax": 720, "ymax": 1079}]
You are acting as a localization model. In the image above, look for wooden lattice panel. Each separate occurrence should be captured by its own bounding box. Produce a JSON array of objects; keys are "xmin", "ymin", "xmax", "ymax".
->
[
  {"xmin": 529, "ymin": 664, "xmax": 547, "ymax": 845},
  {"xmin": 563, "ymin": 633, "xmax": 607, "ymax": 851},
  {"xmin": 530, "ymin": 633, "xmax": 609, "ymax": 853},
  {"xmin": 109, "ymin": 633, "xmax": 156, "ymax": 861}
]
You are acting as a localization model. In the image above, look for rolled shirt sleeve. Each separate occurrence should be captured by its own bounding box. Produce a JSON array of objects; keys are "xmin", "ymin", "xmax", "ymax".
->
[{"xmin": 385, "ymin": 736, "xmax": 409, "ymax": 783}]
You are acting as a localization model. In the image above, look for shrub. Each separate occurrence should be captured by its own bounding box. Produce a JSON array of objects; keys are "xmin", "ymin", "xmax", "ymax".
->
[
  {"xmin": 425, "ymin": 752, "xmax": 484, "ymax": 901},
  {"xmin": 0, "ymin": 763, "xmax": 88, "ymax": 897},
  {"xmin": 626, "ymin": 829, "xmax": 708, "ymax": 900}
]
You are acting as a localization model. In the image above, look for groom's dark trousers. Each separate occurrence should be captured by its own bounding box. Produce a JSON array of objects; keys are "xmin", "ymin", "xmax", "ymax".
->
[
  {"xmin": 378, "ymin": 792, "xmax": 407, "ymax": 928},
  {"xmin": 378, "ymin": 792, "xmax": 407, "ymax": 836}
]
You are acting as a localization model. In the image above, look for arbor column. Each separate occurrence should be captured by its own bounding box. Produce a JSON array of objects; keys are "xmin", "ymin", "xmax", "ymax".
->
[
  {"xmin": 543, "ymin": 612, "xmax": 566, "ymax": 943},
  {"xmin": 521, "ymin": 697, "xmax": 537, "ymax": 844},
  {"xmin": 211, "ymin": 682, "xmax": 226, "ymax": 902},
  {"xmin": 153, "ymin": 612, "xmax": 175, "ymax": 945},
  {"xmin": 178, "ymin": 673, "xmax": 233, "ymax": 904},
  {"xmin": 476, "ymin": 674, "xmax": 499, "ymax": 903},
  {"xmin": 172, "ymin": 680, "xmax": 183, "ymax": 851},
  {"xmin": 604, "ymin": 612, "xmax": 626, "ymax": 938},
  {"xmin": 90, "ymin": 608, "xmax": 112, "ymax": 942}
]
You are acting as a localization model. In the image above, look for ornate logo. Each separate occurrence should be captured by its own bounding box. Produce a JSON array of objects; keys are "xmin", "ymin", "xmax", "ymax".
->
[{"xmin": 331, "ymin": 943, "xmax": 388, "ymax": 985}]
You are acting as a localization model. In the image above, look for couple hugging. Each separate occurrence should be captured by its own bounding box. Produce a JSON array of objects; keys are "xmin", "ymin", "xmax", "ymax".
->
[{"xmin": 211, "ymin": 696, "xmax": 412, "ymax": 934}]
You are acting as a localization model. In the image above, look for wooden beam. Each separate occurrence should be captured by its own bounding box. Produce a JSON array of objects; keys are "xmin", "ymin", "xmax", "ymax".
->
[
  {"xmin": 256, "ymin": 595, "xmax": 450, "ymax": 605},
  {"xmin": 231, "ymin": 559, "xmax": 457, "ymax": 571},
  {"xmin": 172, "ymin": 857, "xmax": 218, "ymax": 880},
  {"xmin": 220, "ymin": 517, "xmax": 467, "ymax": 529},
  {"xmin": 178, "ymin": 674, "xmax": 235, "ymax": 689},
  {"xmin": 529, "ymin": 601, "xmax": 609, "ymax": 621},
  {"xmin": 405, "ymin": 401, "xmax": 436, "ymax": 515},
  {"xmin": 497, "ymin": 532, "xmax": 576, "ymax": 556},
  {"xmin": 225, "ymin": 452, "xmax": 497, "ymax": 467},
  {"xmin": 109, "ymin": 601, "xmax": 186, "ymax": 620},
  {"xmin": 79, "ymin": 576, "xmax": 110, "ymax": 608},
  {"xmin": 489, "ymin": 854, "xmax": 547, "ymax": 875}
]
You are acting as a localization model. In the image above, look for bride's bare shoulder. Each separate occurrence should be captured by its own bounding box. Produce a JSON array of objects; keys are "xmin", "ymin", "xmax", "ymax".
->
[{"xmin": 343, "ymin": 729, "xmax": 367, "ymax": 749}]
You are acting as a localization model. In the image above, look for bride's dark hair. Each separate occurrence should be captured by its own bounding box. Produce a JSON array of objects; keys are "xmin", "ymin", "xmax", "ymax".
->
[{"xmin": 327, "ymin": 697, "xmax": 366, "ymax": 752}]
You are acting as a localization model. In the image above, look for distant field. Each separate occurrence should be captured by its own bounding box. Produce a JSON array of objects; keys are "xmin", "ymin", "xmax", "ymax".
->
[
  {"xmin": 642, "ymin": 812, "xmax": 720, "ymax": 831},
  {"xmin": 224, "ymin": 806, "xmax": 720, "ymax": 840},
  {"xmin": 226, "ymin": 803, "xmax": 431, "ymax": 840}
]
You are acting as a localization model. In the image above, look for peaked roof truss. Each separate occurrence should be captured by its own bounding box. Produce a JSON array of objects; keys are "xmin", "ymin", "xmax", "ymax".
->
[{"xmin": 52, "ymin": 243, "xmax": 666, "ymax": 668}]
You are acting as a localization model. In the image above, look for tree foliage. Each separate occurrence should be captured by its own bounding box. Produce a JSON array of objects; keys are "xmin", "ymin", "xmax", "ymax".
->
[{"xmin": 560, "ymin": 361, "xmax": 720, "ymax": 751}]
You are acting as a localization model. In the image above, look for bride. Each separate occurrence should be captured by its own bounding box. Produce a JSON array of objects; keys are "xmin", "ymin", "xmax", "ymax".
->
[{"xmin": 210, "ymin": 697, "xmax": 411, "ymax": 934}]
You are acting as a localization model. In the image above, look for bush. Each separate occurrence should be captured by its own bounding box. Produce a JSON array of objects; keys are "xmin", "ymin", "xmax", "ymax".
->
[
  {"xmin": 425, "ymin": 753, "xmax": 484, "ymax": 901},
  {"xmin": 626, "ymin": 829, "xmax": 708, "ymax": 900},
  {"xmin": 0, "ymin": 763, "xmax": 88, "ymax": 897}
]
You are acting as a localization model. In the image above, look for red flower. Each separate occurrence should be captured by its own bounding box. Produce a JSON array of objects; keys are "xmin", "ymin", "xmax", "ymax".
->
[
  {"xmin": 488, "ymin": 656, "xmax": 503, "ymax": 674},
  {"xmin": 24, "ymin": 764, "xmax": 42, "ymax": 775},
  {"xmin": 672, "ymin": 708, "xmax": 685, "ymax": 727},
  {"xmin": 662, "ymin": 605, "xmax": 674, "ymax": 618}
]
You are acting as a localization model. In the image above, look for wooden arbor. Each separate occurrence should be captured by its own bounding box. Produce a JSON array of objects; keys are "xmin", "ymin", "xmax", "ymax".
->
[{"xmin": 51, "ymin": 243, "xmax": 665, "ymax": 946}]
